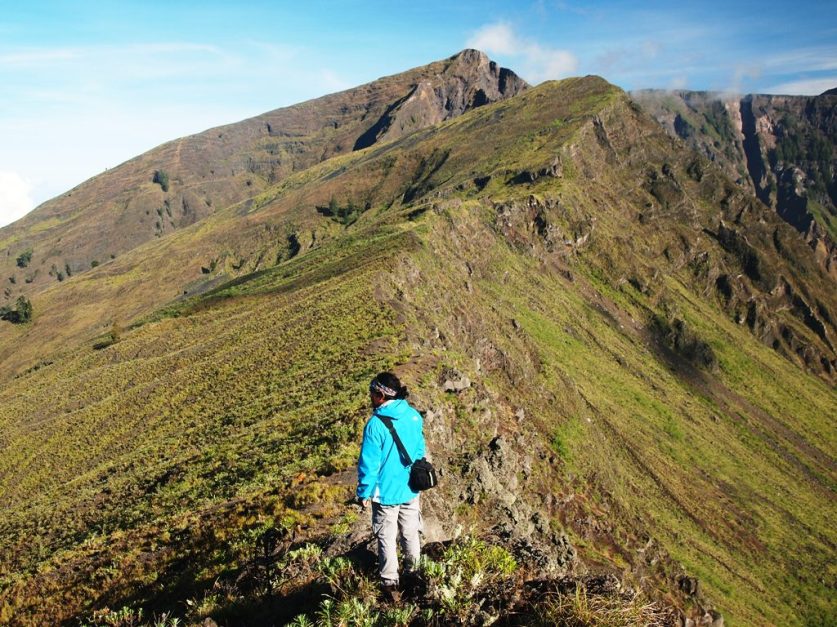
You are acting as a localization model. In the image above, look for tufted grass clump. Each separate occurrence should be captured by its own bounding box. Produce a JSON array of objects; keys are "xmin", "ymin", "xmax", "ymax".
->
[{"xmin": 532, "ymin": 585, "xmax": 676, "ymax": 627}]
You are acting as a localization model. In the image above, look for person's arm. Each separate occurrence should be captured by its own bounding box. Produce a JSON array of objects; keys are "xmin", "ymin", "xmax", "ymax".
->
[
  {"xmin": 357, "ymin": 419, "xmax": 383, "ymax": 500},
  {"xmin": 415, "ymin": 411, "xmax": 426, "ymax": 460}
]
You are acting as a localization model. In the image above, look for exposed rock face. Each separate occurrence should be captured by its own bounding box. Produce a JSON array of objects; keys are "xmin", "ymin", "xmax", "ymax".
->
[
  {"xmin": 460, "ymin": 436, "xmax": 576, "ymax": 573},
  {"xmin": 440, "ymin": 367, "xmax": 472, "ymax": 393},
  {"xmin": 0, "ymin": 49, "xmax": 526, "ymax": 306},
  {"xmin": 354, "ymin": 49, "xmax": 527, "ymax": 150},
  {"xmin": 633, "ymin": 89, "xmax": 837, "ymax": 279}
]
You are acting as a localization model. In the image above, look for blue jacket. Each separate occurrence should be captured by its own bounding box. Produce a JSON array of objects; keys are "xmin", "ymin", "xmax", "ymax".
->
[{"xmin": 357, "ymin": 399, "xmax": 425, "ymax": 505}]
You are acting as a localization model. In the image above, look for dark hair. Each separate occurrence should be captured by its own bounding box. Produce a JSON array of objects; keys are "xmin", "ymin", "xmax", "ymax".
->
[{"xmin": 372, "ymin": 371, "xmax": 409, "ymax": 399}]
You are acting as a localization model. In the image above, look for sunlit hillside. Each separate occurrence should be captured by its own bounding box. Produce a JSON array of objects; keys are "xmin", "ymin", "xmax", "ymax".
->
[{"xmin": 0, "ymin": 64, "xmax": 834, "ymax": 626}]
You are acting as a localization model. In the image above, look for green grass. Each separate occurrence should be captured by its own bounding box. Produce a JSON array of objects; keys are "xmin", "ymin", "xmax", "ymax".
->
[
  {"xmin": 0, "ymin": 228, "xmax": 413, "ymax": 624},
  {"xmin": 807, "ymin": 197, "xmax": 837, "ymax": 242}
]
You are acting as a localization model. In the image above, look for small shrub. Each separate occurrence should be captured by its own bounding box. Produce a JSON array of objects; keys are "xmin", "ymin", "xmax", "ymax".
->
[
  {"xmin": 16, "ymin": 249, "xmax": 32, "ymax": 268},
  {"xmin": 153, "ymin": 170, "xmax": 170, "ymax": 192},
  {"xmin": 1, "ymin": 296, "xmax": 33, "ymax": 324},
  {"xmin": 286, "ymin": 614, "xmax": 314, "ymax": 627},
  {"xmin": 417, "ymin": 536, "xmax": 518, "ymax": 621},
  {"xmin": 315, "ymin": 196, "xmax": 367, "ymax": 226},
  {"xmin": 93, "ymin": 323, "xmax": 122, "ymax": 350},
  {"xmin": 81, "ymin": 605, "xmax": 144, "ymax": 626},
  {"xmin": 15, "ymin": 296, "xmax": 32, "ymax": 323}
]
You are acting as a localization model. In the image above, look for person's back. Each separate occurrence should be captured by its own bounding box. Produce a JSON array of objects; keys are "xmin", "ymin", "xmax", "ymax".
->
[{"xmin": 356, "ymin": 372, "xmax": 425, "ymax": 601}]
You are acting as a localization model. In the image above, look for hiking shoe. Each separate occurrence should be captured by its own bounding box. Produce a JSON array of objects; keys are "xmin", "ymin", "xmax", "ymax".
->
[
  {"xmin": 401, "ymin": 570, "xmax": 420, "ymax": 594},
  {"xmin": 381, "ymin": 584, "xmax": 401, "ymax": 604}
]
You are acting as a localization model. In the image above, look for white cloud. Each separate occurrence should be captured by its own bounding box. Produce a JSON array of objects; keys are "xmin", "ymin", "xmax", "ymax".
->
[
  {"xmin": 318, "ymin": 69, "xmax": 352, "ymax": 93},
  {"xmin": 724, "ymin": 65, "xmax": 762, "ymax": 96},
  {"xmin": 467, "ymin": 22, "xmax": 578, "ymax": 83},
  {"xmin": 760, "ymin": 47, "xmax": 837, "ymax": 73},
  {"xmin": 0, "ymin": 172, "xmax": 34, "ymax": 227},
  {"xmin": 468, "ymin": 23, "xmax": 518, "ymax": 55},
  {"xmin": 763, "ymin": 77, "xmax": 837, "ymax": 95}
]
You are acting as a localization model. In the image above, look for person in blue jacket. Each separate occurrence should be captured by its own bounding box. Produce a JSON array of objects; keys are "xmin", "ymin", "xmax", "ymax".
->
[{"xmin": 356, "ymin": 372, "xmax": 425, "ymax": 599}]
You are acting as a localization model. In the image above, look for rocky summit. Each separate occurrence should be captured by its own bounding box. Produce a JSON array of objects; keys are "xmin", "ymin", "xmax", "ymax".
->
[{"xmin": 0, "ymin": 52, "xmax": 834, "ymax": 626}]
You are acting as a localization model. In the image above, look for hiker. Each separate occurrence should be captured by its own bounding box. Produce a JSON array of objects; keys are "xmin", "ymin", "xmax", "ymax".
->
[{"xmin": 356, "ymin": 372, "xmax": 425, "ymax": 600}]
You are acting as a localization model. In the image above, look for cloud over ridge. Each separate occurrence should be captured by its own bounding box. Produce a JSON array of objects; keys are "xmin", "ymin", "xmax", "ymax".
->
[{"xmin": 467, "ymin": 22, "xmax": 577, "ymax": 84}]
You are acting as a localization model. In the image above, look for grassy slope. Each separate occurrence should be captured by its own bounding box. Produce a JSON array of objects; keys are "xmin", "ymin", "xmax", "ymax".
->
[
  {"xmin": 0, "ymin": 77, "xmax": 834, "ymax": 625},
  {"xmin": 0, "ymin": 229, "xmax": 414, "ymax": 624},
  {"xmin": 395, "ymin": 201, "xmax": 835, "ymax": 625},
  {"xmin": 363, "ymin": 80, "xmax": 836, "ymax": 623}
]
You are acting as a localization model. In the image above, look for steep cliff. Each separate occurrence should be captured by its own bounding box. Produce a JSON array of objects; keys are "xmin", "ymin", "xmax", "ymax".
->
[{"xmin": 633, "ymin": 89, "xmax": 837, "ymax": 278}]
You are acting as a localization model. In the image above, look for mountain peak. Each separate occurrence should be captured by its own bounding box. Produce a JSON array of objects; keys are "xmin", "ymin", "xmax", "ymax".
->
[
  {"xmin": 449, "ymin": 48, "xmax": 490, "ymax": 65},
  {"xmin": 350, "ymin": 50, "xmax": 527, "ymax": 150}
]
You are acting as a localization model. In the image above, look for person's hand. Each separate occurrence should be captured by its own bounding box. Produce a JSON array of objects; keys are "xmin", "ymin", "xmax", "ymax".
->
[{"xmin": 355, "ymin": 496, "xmax": 370, "ymax": 510}]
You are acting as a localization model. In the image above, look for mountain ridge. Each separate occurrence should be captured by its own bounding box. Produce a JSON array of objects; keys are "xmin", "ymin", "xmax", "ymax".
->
[{"xmin": 0, "ymin": 49, "xmax": 526, "ymax": 306}]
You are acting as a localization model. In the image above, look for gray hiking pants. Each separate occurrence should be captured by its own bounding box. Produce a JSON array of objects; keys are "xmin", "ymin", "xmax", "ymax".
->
[{"xmin": 371, "ymin": 496, "xmax": 422, "ymax": 585}]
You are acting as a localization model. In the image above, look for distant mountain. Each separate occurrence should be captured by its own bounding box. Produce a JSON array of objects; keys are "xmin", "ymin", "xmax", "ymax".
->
[
  {"xmin": 0, "ymin": 49, "xmax": 526, "ymax": 378},
  {"xmin": 0, "ymin": 53, "xmax": 834, "ymax": 626},
  {"xmin": 0, "ymin": 48, "xmax": 525, "ymax": 307},
  {"xmin": 633, "ymin": 89, "xmax": 837, "ymax": 279}
]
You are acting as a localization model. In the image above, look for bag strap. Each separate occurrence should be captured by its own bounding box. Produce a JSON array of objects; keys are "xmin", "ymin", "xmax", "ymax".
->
[{"xmin": 375, "ymin": 414, "xmax": 413, "ymax": 466}]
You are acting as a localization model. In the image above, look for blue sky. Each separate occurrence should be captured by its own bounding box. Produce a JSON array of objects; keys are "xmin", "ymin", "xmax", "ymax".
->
[{"xmin": 1, "ymin": 0, "xmax": 835, "ymax": 226}]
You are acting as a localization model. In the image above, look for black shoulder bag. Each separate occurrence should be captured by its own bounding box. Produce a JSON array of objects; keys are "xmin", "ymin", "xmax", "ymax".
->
[{"xmin": 376, "ymin": 414, "xmax": 438, "ymax": 491}]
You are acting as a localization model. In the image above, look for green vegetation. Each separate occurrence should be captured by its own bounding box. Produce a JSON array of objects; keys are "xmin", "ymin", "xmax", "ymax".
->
[
  {"xmin": 317, "ymin": 196, "xmax": 368, "ymax": 226},
  {"xmin": 550, "ymin": 416, "xmax": 584, "ymax": 463},
  {"xmin": 15, "ymin": 249, "xmax": 32, "ymax": 268},
  {"xmin": 807, "ymin": 198, "xmax": 837, "ymax": 241},
  {"xmin": 92, "ymin": 322, "xmax": 122, "ymax": 350},
  {"xmin": 0, "ymin": 227, "xmax": 407, "ymax": 624},
  {"xmin": 700, "ymin": 100, "xmax": 737, "ymax": 146},
  {"xmin": 0, "ymin": 296, "xmax": 32, "ymax": 324},
  {"xmin": 0, "ymin": 74, "xmax": 833, "ymax": 627},
  {"xmin": 279, "ymin": 535, "xmax": 669, "ymax": 626},
  {"xmin": 153, "ymin": 169, "xmax": 170, "ymax": 192}
]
